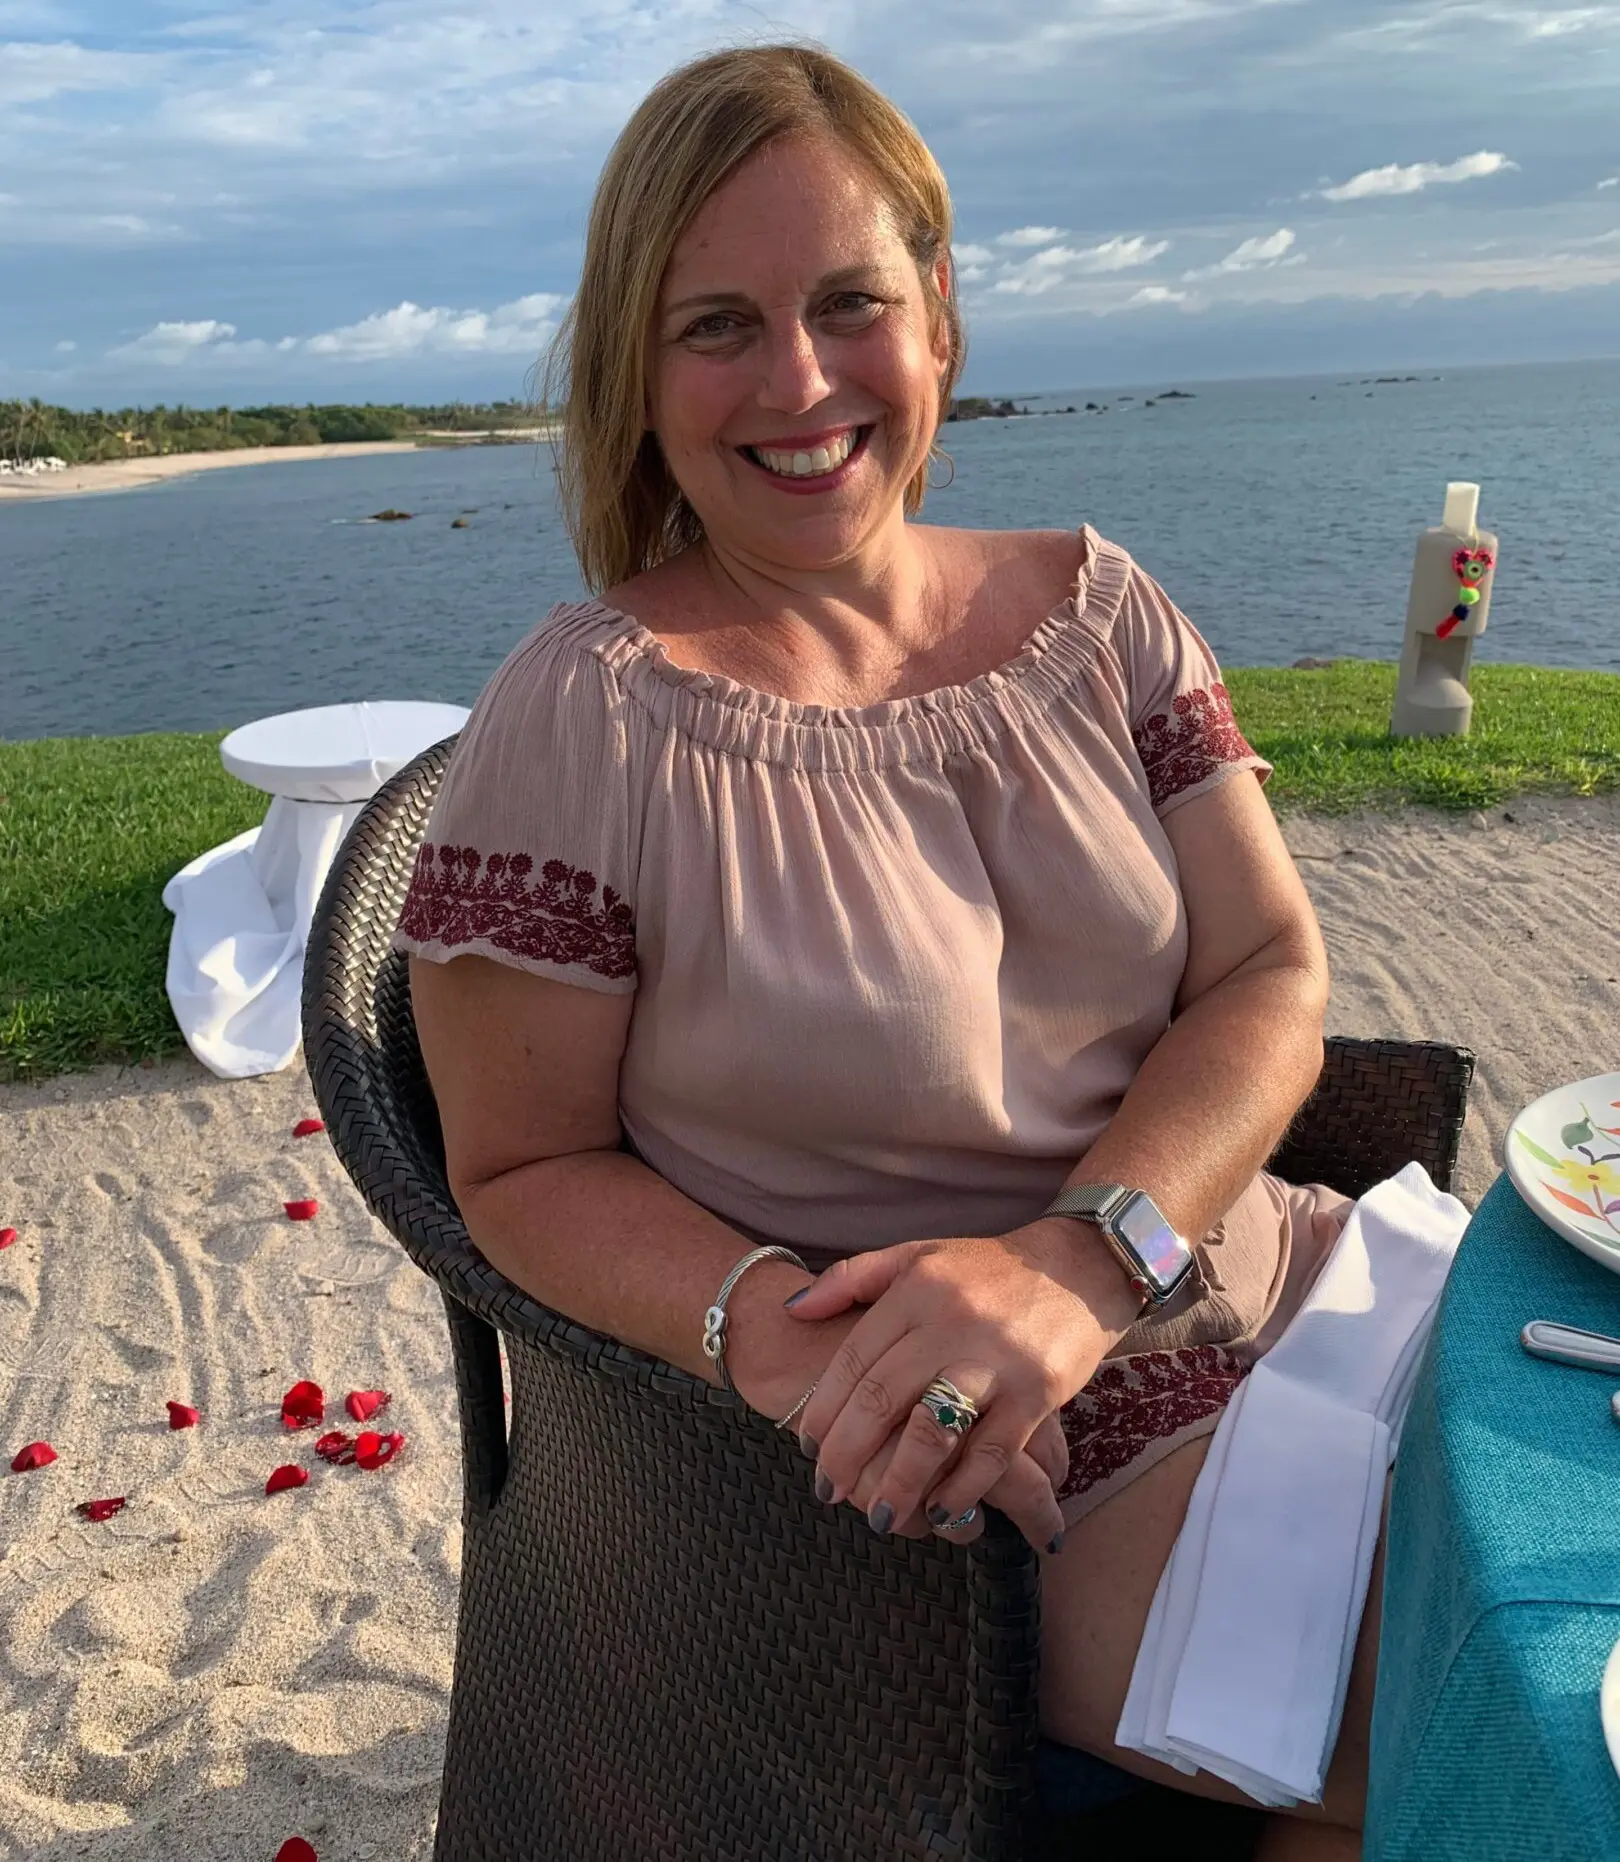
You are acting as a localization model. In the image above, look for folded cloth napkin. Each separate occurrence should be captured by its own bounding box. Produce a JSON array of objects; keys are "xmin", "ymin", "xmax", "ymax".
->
[{"xmin": 1116, "ymin": 1159, "xmax": 1470, "ymax": 1807}]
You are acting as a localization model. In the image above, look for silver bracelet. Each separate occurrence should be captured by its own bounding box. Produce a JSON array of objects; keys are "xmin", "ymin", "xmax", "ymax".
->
[
  {"xmin": 775, "ymin": 1379, "xmax": 819, "ymax": 1432},
  {"xmin": 702, "ymin": 1245, "xmax": 809, "ymax": 1395}
]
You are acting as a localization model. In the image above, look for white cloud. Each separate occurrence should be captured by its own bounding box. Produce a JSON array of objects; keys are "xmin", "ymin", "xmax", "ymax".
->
[
  {"xmin": 103, "ymin": 294, "xmax": 567, "ymax": 368},
  {"xmin": 1318, "ymin": 151, "xmax": 1518, "ymax": 202},
  {"xmin": 1125, "ymin": 285, "xmax": 1189, "ymax": 306},
  {"xmin": 995, "ymin": 224, "xmax": 1067, "ymax": 247},
  {"xmin": 53, "ymin": 338, "xmax": 75, "ymax": 352},
  {"xmin": 992, "ymin": 234, "xmax": 1171, "ymax": 294},
  {"xmin": 109, "ymin": 318, "xmax": 244, "ymax": 362},
  {"xmin": 303, "ymin": 293, "xmax": 565, "ymax": 359},
  {"xmin": 1599, "ymin": 176, "xmax": 1619, "ymax": 190},
  {"xmin": 0, "ymin": 37, "xmax": 160, "ymax": 107},
  {"xmin": 1183, "ymin": 227, "xmax": 1302, "ymax": 277},
  {"xmin": 954, "ymin": 243, "xmax": 995, "ymax": 265}
]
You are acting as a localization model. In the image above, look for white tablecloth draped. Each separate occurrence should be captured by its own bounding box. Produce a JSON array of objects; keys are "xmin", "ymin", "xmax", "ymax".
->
[
  {"xmin": 161, "ymin": 797, "xmax": 366, "ymax": 1079},
  {"xmin": 163, "ymin": 700, "xmax": 468, "ymax": 1079}
]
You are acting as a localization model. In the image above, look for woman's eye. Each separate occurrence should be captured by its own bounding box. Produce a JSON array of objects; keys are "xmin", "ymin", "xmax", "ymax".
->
[
  {"xmin": 682, "ymin": 312, "xmax": 741, "ymax": 340},
  {"xmin": 824, "ymin": 292, "xmax": 879, "ymax": 318}
]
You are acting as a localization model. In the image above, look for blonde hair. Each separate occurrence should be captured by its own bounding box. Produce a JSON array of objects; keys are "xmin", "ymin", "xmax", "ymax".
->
[{"xmin": 544, "ymin": 44, "xmax": 965, "ymax": 593}]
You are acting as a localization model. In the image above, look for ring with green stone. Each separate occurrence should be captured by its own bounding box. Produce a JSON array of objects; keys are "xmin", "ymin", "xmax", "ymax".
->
[{"xmin": 918, "ymin": 1376, "xmax": 980, "ymax": 1437}]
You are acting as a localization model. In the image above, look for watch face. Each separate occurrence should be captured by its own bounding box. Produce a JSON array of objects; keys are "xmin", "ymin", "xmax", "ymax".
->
[{"xmin": 1114, "ymin": 1193, "xmax": 1188, "ymax": 1285}]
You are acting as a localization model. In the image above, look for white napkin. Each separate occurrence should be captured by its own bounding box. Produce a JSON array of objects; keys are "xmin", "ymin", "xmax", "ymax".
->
[{"xmin": 1116, "ymin": 1159, "xmax": 1470, "ymax": 1806}]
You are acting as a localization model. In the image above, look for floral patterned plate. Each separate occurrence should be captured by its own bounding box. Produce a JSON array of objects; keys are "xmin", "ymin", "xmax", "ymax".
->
[{"xmin": 1505, "ymin": 1073, "xmax": 1620, "ymax": 1275}]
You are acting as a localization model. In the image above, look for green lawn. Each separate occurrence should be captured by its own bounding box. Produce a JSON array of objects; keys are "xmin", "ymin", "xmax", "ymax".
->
[{"xmin": 3, "ymin": 659, "xmax": 1618, "ymax": 1084}]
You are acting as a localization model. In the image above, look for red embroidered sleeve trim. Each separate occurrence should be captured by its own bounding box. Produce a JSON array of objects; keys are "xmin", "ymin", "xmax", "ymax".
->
[
  {"xmin": 1056, "ymin": 1344, "xmax": 1244, "ymax": 1502},
  {"xmin": 397, "ymin": 844, "xmax": 635, "ymax": 981},
  {"xmin": 1132, "ymin": 683, "xmax": 1259, "ymax": 810}
]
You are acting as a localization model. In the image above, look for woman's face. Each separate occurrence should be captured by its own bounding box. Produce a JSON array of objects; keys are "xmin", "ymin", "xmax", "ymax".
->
[{"xmin": 648, "ymin": 131, "xmax": 951, "ymax": 573}]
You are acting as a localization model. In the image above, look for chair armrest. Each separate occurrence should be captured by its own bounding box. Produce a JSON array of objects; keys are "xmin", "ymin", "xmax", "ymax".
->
[{"xmin": 1266, "ymin": 1036, "xmax": 1475, "ymax": 1199}]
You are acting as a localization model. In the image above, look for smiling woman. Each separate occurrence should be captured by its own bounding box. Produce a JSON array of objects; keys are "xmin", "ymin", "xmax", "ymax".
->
[
  {"xmin": 398, "ymin": 42, "xmax": 1373, "ymax": 1861},
  {"xmin": 543, "ymin": 44, "xmax": 964, "ymax": 592}
]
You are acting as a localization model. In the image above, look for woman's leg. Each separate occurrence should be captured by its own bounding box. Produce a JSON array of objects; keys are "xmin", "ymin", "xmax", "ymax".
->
[{"xmin": 1037, "ymin": 1433, "xmax": 1387, "ymax": 1850}]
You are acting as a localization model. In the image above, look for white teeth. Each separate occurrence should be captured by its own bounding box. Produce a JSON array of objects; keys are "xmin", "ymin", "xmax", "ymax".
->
[{"xmin": 751, "ymin": 430, "xmax": 857, "ymax": 478}]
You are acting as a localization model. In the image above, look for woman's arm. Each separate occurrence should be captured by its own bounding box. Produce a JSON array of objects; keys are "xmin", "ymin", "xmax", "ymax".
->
[
  {"xmin": 1024, "ymin": 765, "xmax": 1331, "ymax": 1286},
  {"xmin": 407, "ymin": 951, "xmax": 829, "ymax": 1412},
  {"xmin": 790, "ymin": 768, "xmax": 1332, "ymax": 1533}
]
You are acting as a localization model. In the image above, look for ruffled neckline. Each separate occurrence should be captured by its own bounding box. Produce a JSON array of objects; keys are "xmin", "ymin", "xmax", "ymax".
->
[{"xmin": 543, "ymin": 523, "xmax": 1132, "ymax": 770}]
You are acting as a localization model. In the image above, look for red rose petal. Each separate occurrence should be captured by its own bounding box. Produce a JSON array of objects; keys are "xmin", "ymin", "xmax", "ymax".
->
[
  {"xmin": 10, "ymin": 1441, "xmax": 56, "ymax": 1473},
  {"xmin": 344, "ymin": 1389, "xmax": 390, "ymax": 1423},
  {"xmin": 314, "ymin": 1430, "xmax": 353, "ymax": 1464},
  {"xmin": 166, "ymin": 1401, "xmax": 200, "ymax": 1430},
  {"xmin": 292, "ymin": 1119, "xmax": 326, "ymax": 1139},
  {"xmin": 276, "ymin": 1839, "xmax": 319, "ymax": 1862},
  {"xmin": 78, "ymin": 1496, "xmax": 127, "ymax": 1522},
  {"xmin": 283, "ymin": 1199, "xmax": 319, "ymax": 1221},
  {"xmin": 280, "ymin": 1380, "xmax": 324, "ymax": 1429},
  {"xmin": 353, "ymin": 1430, "xmax": 405, "ymax": 1471},
  {"xmin": 265, "ymin": 1464, "xmax": 309, "ymax": 1495},
  {"xmin": 0, "ymin": 1226, "xmax": 17, "ymax": 1249}
]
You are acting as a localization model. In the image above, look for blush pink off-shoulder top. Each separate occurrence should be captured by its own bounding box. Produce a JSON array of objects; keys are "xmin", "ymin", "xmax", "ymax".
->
[{"xmin": 394, "ymin": 525, "xmax": 1350, "ymax": 1518}]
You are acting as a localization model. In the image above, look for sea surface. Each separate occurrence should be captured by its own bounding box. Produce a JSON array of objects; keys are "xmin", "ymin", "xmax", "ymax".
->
[{"xmin": 3, "ymin": 357, "xmax": 1617, "ymax": 741}]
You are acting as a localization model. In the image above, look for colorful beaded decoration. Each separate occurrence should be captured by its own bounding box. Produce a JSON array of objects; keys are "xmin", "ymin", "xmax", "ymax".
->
[{"xmin": 1436, "ymin": 545, "xmax": 1494, "ymax": 639}]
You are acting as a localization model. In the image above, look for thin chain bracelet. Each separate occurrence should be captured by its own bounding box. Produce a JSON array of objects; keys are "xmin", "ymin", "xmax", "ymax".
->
[{"xmin": 775, "ymin": 1379, "xmax": 819, "ymax": 1432}]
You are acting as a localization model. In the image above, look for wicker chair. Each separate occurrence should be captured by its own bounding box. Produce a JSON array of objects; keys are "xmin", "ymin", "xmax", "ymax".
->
[{"xmin": 302, "ymin": 739, "xmax": 1475, "ymax": 1862}]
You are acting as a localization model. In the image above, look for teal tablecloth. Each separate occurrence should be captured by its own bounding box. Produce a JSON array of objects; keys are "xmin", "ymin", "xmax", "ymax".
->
[{"xmin": 1368, "ymin": 1173, "xmax": 1620, "ymax": 1860}]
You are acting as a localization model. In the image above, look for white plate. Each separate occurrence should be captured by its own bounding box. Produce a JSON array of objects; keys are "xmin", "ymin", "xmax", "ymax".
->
[
  {"xmin": 1505, "ymin": 1072, "xmax": 1620, "ymax": 1276},
  {"xmin": 1602, "ymin": 1636, "xmax": 1620, "ymax": 1778}
]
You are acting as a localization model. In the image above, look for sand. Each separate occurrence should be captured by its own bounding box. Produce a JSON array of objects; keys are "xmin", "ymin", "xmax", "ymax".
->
[
  {"xmin": 0, "ymin": 444, "xmax": 423, "ymax": 504},
  {"xmin": 2, "ymin": 793, "xmax": 1618, "ymax": 1857}
]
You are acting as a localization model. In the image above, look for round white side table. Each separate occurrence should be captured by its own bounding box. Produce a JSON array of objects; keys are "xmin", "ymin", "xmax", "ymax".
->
[{"xmin": 163, "ymin": 700, "xmax": 470, "ymax": 1078}]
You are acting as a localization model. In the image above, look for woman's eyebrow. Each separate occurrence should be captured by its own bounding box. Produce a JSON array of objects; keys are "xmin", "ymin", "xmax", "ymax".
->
[{"xmin": 662, "ymin": 265, "xmax": 892, "ymax": 316}]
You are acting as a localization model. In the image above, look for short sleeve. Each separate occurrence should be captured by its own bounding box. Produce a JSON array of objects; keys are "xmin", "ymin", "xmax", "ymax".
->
[
  {"xmin": 391, "ymin": 612, "xmax": 639, "ymax": 993},
  {"xmin": 1115, "ymin": 559, "xmax": 1272, "ymax": 818}
]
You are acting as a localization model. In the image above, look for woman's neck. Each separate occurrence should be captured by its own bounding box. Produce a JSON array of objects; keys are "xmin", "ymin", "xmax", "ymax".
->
[{"xmin": 682, "ymin": 517, "xmax": 955, "ymax": 704}]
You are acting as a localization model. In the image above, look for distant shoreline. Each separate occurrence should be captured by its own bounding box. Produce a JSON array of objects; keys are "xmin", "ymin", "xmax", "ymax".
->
[{"xmin": 0, "ymin": 436, "xmax": 557, "ymax": 505}]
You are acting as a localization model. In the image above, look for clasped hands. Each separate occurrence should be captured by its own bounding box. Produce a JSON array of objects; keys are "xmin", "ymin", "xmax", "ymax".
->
[{"xmin": 768, "ymin": 1221, "xmax": 1145, "ymax": 1551}]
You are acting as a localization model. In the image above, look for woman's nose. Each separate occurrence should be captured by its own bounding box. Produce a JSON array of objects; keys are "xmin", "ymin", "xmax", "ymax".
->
[{"xmin": 759, "ymin": 319, "xmax": 831, "ymax": 413}]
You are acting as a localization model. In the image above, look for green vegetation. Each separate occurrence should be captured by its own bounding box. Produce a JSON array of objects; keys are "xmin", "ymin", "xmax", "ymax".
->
[
  {"xmin": 0, "ymin": 397, "xmax": 546, "ymax": 465},
  {"xmin": 2, "ymin": 661, "xmax": 1617, "ymax": 1083},
  {"xmin": 1226, "ymin": 660, "xmax": 1620, "ymax": 813}
]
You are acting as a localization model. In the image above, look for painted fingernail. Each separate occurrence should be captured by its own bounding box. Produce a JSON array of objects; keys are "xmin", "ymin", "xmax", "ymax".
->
[
  {"xmin": 783, "ymin": 1287, "xmax": 811, "ymax": 1309},
  {"xmin": 869, "ymin": 1501, "xmax": 894, "ymax": 1536},
  {"xmin": 815, "ymin": 1471, "xmax": 834, "ymax": 1504},
  {"xmin": 1046, "ymin": 1531, "xmax": 1066, "ymax": 1556},
  {"xmin": 927, "ymin": 1505, "xmax": 951, "ymax": 1527},
  {"xmin": 799, "ymin": 1434, "xmax": 818, "ymax": 1459}
]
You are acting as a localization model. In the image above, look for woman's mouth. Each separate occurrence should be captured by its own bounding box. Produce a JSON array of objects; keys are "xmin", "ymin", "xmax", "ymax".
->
[{"xmin": 738, "ymin": 425, "xmax": 872, "ymax": 490}]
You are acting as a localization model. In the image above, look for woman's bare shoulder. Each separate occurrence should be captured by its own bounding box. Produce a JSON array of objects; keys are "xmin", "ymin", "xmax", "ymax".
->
[
  {"xmin": 596, "ymin": 552, "xmax": 705, "ymax": 631},
  {"xmin": 922, "ymin": 522, "xmax": 1090, "ymax": 612}
]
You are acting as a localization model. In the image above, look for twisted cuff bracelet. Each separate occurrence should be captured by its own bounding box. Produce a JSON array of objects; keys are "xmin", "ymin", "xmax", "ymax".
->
[{"xmin": 702, "ymin": 1244, "xmax": 810, "ymax": 1397}]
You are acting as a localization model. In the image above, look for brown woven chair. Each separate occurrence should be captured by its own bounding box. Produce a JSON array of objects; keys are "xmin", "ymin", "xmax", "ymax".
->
[{"xmin": 301, "ymin": 738, "xmax": 1475, "ymax": 1862}]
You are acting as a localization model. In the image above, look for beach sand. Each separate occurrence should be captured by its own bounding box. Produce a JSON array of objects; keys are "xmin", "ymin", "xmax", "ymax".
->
[
  {"xmin": 0, "ymin": 443, "xmax": 423, "ymax": 504},
  {"xmin": 2, "ymin": 793, "xmax": 1617, "ymax": 1857}
]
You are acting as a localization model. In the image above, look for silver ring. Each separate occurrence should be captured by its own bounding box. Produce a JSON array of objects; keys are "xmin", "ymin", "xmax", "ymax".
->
[
  {"xmin": 935, "ymin": 1506, "xmax": 978, "ymax": 1532},
  {"xmin": 917, "ymin": 1376, "xmax": 979, "ymax": 1437}
]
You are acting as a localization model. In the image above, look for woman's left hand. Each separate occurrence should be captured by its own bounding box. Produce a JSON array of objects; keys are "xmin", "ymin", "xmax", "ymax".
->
[{"xmin": 786, "ymin": 1221, "xmax": 1146, "ymax": 1544}]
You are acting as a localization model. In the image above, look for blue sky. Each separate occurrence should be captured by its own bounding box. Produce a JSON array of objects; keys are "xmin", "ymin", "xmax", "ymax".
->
[{"xmin": 3, "ymin": 0, "xmax": 1618, "ymax": 406}]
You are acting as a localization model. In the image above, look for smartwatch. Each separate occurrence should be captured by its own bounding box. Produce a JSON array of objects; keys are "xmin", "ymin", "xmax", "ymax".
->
[{"xmin": 1038, "ymin": 1183, "xmax": 1197, "ymax": 1307}]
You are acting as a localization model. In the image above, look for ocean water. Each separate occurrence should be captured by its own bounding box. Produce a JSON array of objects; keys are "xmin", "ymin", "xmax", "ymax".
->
[{"xmin": 3, "ymin": 357, "xmax": 1617, "ymax": 741}]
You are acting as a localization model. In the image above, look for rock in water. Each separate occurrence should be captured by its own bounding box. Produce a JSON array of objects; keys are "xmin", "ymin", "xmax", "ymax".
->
[
  {"xmin": 368, "ymin": 508, "xmax": 413, "ymax": 522},
  {"xmin": 450, "ymin": 517, "xmax": 469, "ymax": 528}
]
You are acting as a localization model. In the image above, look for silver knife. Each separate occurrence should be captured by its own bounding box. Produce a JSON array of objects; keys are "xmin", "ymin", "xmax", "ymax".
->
[{"xmin": 1520, "ymin": 1320, "xmax": 1620, "ymax": 1373}]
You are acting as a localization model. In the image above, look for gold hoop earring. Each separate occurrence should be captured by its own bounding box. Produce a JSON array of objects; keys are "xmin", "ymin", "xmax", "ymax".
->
[{"xmin": 927, "ymin": 445, "xmax": 956, "ymax": 492}]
